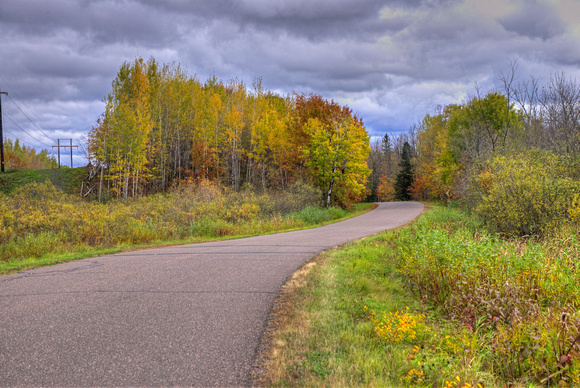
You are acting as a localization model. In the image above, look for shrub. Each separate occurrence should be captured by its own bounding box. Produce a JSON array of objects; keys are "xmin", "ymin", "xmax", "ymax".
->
[
  {"xmin": 475, "ymin": 150, "xmax": 580, "ymax": 237},
  {"xmin": 274, "ymin": 180, "xmax": 322, "ymax": 214},
  {"xmin": 289, "ymin": 206, "xmax": 347, "ymax": 225}
]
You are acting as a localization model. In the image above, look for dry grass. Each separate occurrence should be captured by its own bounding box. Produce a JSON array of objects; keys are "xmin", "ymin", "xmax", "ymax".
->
[{"xmin": 252, "ymin": 258, "xmax": 321, "ymax": 386}]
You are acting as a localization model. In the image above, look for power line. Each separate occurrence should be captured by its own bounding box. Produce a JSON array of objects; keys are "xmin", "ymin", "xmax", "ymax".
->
[
  {"xmin": 3, "ymin": 128, "xmax": 62, "ymax": 168},
  {"xmin": 0, "ymin": 77, "xmax": 57, "ymax": 146},
  {"xmin": 1, "ymin": 101, "xmax": 57, "ymax": 155},
  {"xmin": 0, "ymin": 77, "xmax": 89, "ymax": 166},
  {"xmin": 4, "ymin": 126, "xmax": 85, "ymax": 168},
  {"xmin": 3, "ymin": 114, "xmax": 54, "ymax": 148},
  {"xmin": 5, "ymin": 94, "xmax": 55, "ymax": 145},
  {"xmin": 0, "ymin": 76, "xmax": 58, "ymax": 135},
  {"xmin": 3, "ymin": 128, "xmax": 44, "ymax": 150}
]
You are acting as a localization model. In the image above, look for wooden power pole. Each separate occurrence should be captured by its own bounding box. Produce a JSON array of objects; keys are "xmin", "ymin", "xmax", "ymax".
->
[{"xmin": 0, "ymin": 90, "xmax": 6, "ymax": 173}]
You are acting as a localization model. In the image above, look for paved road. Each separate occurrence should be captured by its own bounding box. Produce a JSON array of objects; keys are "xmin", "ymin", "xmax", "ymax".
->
[{"xmin": 0, "ymin": 202, "xmax": 424, "ymax": 387}]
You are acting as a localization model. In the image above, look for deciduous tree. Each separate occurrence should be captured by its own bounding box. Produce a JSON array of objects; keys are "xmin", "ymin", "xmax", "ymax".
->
[{"xmin": 302, "ymin": 106, "xmax": 370, "ymax": 207}]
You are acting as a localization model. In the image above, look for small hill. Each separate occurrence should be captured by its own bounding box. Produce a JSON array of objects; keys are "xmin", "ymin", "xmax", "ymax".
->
[{"xmin": 0, "ymin": 167, "xmax": 90, "ymax": 195}]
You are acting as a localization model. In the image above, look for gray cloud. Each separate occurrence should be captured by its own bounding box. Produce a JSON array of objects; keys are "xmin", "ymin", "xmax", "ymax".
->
[
  {"xmin": 141, "ymin": 0, "xmax": 401, "ymax": 40},
  {"xmin": 498, "ymin": 0, "xmax": 565, "ymax": 40},
  {"xmin": 1, "ymin": 0, "xmax": 183, "ymax": 47},
  {"xmin": 1, "ymin": 0, "xmax": 580, "ymax": 165}
]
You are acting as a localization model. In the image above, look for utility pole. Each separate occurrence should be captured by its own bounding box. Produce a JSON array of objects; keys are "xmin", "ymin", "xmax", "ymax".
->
[
  {"xmin": 52, "ymin": 139, "xmax": 78, "ymax": 168},
  {"xmin": 0, "ymin": 90, "xmax": 7, "ymax": 173}
]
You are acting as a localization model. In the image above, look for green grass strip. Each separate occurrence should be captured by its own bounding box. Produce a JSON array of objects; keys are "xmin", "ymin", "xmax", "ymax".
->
[{"xmin": 259, "ymin": 231, "xmax": 436, "ymax": 387}]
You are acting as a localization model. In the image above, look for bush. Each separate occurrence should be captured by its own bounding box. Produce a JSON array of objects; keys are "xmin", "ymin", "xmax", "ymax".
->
[
  {"xmin": 272, "ymin": 180, "xmax": 323, "ymax": 214},
  {"xmin": 290, "ymin": 206, "xmax": 348, "ymax": 225},
  {"xmin": 474, "ymin": 150, "xmax": 580, "ymax": 237}
]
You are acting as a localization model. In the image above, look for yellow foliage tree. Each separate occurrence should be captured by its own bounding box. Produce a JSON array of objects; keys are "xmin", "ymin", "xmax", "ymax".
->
[{"xmin": 89, "ymin": 58, "xmax": 153, "ymax": 198}]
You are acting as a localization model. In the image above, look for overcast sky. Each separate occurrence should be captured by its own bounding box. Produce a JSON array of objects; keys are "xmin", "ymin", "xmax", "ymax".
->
[{"xmin": 1, "ymin": 0, "xmax": 580, "ymax": 166}]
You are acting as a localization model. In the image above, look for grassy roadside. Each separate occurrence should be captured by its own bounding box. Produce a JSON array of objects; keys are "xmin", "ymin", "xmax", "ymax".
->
[
  {"xmin": 0, "ymin": 202, "xmax": 375, "ymax": 276},
  {"xmin": 256, "ymin": 204, "xmax": 580, "ymax": 387},
  {"xmin": 254, "ymin": 219, "xmax": 427, "ymax": 387}
]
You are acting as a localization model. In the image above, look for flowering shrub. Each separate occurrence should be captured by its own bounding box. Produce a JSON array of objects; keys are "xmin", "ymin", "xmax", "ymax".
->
[{"xmin": 474, "ymin": 151, "xmax": 580, "ymax": 237}]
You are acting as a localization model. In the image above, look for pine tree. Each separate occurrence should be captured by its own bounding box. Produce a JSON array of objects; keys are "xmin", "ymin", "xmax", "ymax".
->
[{"xmin": 394, "ymin": 141, "xmax": 414, "ymax": 200}]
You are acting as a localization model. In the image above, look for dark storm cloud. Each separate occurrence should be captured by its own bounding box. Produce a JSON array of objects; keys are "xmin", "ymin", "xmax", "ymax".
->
[
  {"xmin": 0, "ymin": 0, "xmax": 182, "ymax": 47},
  {"xmin": 134, "ymin": 0, "xmax": 444, "ymax": 46}
]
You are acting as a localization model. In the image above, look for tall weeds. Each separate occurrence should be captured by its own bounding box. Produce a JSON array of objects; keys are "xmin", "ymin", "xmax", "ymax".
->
[
  {"xmin": 390, "ymin": 206, "xmax": 580, "ymax": 385},
  {"xmin": 0, "ymin": 180, "xmax": 332, "ymax": 264}
]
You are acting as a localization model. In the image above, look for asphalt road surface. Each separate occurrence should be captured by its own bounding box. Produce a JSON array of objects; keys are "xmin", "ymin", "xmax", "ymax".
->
[{"xmin": 0, "ymin": 201, "xmax": 424, "ymax": 387}]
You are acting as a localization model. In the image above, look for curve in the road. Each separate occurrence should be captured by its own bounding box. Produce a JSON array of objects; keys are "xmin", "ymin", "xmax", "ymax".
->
[{"xmin": 0, "ymin": 201, "xmax": 424, "ymax": 387}]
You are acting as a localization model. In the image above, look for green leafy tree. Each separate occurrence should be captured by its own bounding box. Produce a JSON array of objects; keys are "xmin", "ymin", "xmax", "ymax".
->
[
  {"xmin": 448, "ymin": 92, "xmax": 521, "ymax": 159},
  {"xmin": 302, "ymin": 112, "xmax": 370, "ymax": 208}
]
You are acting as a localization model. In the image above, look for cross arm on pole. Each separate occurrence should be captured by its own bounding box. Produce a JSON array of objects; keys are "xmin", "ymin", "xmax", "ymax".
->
[{"xmin": 52, "ymin": 139, "xmax": 78, "ymax": 168}]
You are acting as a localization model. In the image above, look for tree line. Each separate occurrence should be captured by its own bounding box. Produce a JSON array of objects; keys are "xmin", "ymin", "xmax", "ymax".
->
[
  {"xmin": 1, "ymin": 139, "xmax": 56, "ymax": 170},
  {"xmin": 371, "ymin": 60, "xmax": 580, "ymax": 236},
  {"xmin": 88, "ymin": 58, "xmax": 370, "ymax": 207}
]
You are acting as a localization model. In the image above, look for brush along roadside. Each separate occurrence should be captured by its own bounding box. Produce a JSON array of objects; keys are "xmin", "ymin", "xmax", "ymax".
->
[{"xmin": 254, "ymin": 205, "xmax": 580, "ymax": 387}]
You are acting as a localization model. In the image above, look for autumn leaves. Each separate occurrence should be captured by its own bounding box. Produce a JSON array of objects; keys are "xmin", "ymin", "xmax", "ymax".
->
[{"xmin": 88, "ymin": 58, "xmax": 370, "ymax": 206}]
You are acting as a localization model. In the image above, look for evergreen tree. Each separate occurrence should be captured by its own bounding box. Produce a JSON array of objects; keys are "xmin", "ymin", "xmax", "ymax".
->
[
  {"xmin": 394, "ymin": 141, "xmax": 414, "ymax": 200},
  {"xmin": 381, "ymin": 133, "xmax": 390, "ymax": 156}
]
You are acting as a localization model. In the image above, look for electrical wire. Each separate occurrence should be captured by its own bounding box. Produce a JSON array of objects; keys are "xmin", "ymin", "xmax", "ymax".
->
[
  {"xmin": 0, "ymin": 76, "xmax": 58, "ymax": 136},
  {"xmin": 3, "ymin": 128, "xmax": 43, "ymax": 150},
  {"xmin": 3, "ymin": 114, "xmax": 54, "ymax": 149},
  {"xmin": 0, "ymin": 89, "xmax": 56, "ymax": 156},
  {"xmin": 2, "ymin": 128, "xmax": 82, "ymax": 167},
  {"xmin": 3, "ymin": 129, "xmax": 64, "ymax": 167},
  {"xmin": 5, "ymin": 94, "xmax": 55, "ymax": 145},
  {"xmin": 0, "ymin": 77, "xmax": 89, "ymax": 161},
  {"xmin": 0, "ymin": 77, "xmax": 89, "ymax": 166}
]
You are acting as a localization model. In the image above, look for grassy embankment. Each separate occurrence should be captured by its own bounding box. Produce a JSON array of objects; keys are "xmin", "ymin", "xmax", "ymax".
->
[
  {"xmin": 258, "ymin": 205, "xmax": 580, "ymax": 387},
  {"xmin": 0, "ymin": 178, "xmax": 374, "ymax": 275},
  {"xmin": 0, "ymin": 167, "xmax": 87, "ymax": 195}
]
